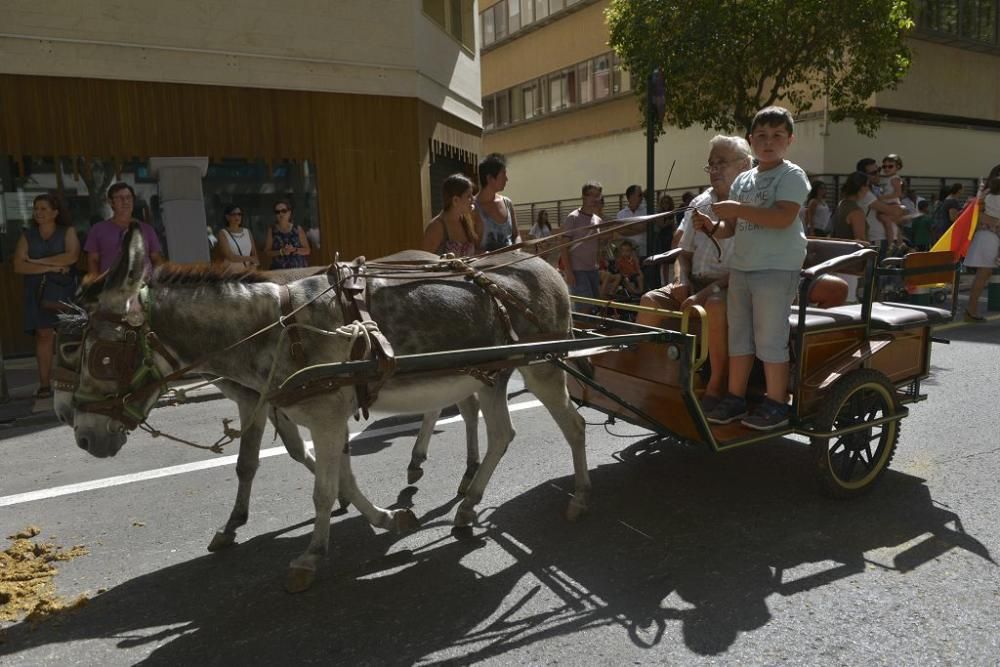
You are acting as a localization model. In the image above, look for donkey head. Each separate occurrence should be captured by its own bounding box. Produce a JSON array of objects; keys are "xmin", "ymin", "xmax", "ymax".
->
[{"xmin": 70, "ymin": 224, "xmax": 167, "ymax": 457}]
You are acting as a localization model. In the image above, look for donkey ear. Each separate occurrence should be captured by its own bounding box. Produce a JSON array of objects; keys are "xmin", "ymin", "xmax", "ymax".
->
[{"xmin": 105, "ymin": 223, "xmax": 147, "ymax": 294}]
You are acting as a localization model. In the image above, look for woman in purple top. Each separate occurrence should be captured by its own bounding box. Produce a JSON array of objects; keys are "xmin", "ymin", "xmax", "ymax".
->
[
  {"xmin": 13, "ymin": 194, "xmax": 80, "ymax": 398},
  {"xmin": 265, "ymin": 198, "xmax": 310, "ymax": 269},
  {"xmin": 421, "ymin": 174, "xmax": 478, "ymax": 257}
]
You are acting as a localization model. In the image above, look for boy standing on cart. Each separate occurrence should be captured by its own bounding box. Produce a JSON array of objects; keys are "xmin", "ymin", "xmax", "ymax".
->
[{"xmin": 696, "ymin": 106, "xmax": 810, "ymax": 430}]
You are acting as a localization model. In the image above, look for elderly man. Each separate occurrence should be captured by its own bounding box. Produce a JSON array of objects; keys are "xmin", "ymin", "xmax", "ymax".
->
[{"xmin": 637, "ymin": 135, "xmax": 750, "ymax": 408}]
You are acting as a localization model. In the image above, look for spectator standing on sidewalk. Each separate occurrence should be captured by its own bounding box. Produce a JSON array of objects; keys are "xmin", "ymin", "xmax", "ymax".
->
[
  {"xmin": 963, "ymin": 177, "xmax": 1000, "ymax": 322},
  {"xmin": 84, "ymin": 182, "xmax": 164, "ymax": 282},
  {"xmin": 561, "ymin": 181, "xmax": 604, "ymax": 312},
  {"xmin": 13, "ymin": 194, "xmax": 80, "ymax": 399}
]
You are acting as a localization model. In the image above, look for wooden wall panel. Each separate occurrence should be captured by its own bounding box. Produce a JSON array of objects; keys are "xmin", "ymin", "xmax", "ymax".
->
[{"xmin": 0, "ymin": 74, "xmax": 477, "ymax": 356}]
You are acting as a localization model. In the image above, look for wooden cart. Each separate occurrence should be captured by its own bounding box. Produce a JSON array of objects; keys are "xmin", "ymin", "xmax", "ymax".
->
[{"xmin": 563, "ymin": 239, "xmax": 958, "ymax": 497}]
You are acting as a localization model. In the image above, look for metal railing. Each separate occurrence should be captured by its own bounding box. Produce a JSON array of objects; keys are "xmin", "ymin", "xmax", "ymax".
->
[{"xmin": 513, "ymin": 174, "xmax": 983, "ymax": 232}]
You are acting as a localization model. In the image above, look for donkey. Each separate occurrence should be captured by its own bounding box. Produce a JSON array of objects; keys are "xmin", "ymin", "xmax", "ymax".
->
[
  {"xmin": 67, "ymin": 226, "xmax": 589, "ymax": 592},
  {"xmin": 54, "ymin": 269, "xmax": 480, "ymax": 552}
]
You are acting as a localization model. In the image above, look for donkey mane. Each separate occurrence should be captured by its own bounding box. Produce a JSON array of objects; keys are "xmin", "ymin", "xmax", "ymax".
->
[{"xmin": 151, "ymin": 263, "xmax": 273, "ymax": 286}]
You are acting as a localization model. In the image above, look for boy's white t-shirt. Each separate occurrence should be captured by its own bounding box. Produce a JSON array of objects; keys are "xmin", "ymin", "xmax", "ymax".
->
[{"xmin": 726, "ymin": 160, "xmax": 810, "ymax": 271}]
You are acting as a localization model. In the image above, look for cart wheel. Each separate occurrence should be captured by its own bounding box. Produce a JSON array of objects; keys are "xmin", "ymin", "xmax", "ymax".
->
[{"xmin": 810, "ymin": 369, "xmax": 899, "ymax": 498}]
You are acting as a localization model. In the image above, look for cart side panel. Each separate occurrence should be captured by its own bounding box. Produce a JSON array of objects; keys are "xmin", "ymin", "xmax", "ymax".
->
[
  {"xmin": 796, "ymin": 326, "xmax": 866, "ymax": 414},
  {"xmin": 869, "ymin": 329, "xmax": 928, "ymax": 384},
  {"xmin": 574, "ymin": 362, "xmax": 704, "ymax": 443}
]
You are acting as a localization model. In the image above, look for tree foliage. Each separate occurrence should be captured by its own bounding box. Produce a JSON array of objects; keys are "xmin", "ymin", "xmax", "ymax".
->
[{"xmin": 606, "ymin": 0, "xmax": 914, "ymax": 136}]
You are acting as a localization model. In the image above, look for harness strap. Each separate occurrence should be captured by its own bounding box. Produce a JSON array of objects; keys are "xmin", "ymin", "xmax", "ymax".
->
[{"xmin": 279, "ymin": 285, "xmax": 308, "ymax": 366}]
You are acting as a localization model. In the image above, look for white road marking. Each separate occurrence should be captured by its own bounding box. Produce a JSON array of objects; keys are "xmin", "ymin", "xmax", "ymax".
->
[{"xmin": 0, "ymin": 400, "xmax": 543, "ymax": 508}]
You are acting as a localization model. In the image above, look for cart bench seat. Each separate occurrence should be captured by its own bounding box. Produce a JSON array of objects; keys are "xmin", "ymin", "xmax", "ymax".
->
[{"xmin": 789, "ymin": 301, "xmax": 952, "ymax": 333}]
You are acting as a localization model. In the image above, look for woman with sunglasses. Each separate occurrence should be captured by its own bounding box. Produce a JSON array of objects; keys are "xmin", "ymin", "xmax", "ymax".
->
[
  {"xmin": 217, "ymin": 204, "xmax": 260, "ymax": 270},
  {"xmin": 265, "ymin": 198, "xmax": 310, "ymax": 269}
]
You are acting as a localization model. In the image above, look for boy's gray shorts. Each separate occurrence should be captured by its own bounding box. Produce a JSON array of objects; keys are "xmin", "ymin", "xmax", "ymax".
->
[{"xmin": 726, "ymin": 268, "xmax": 800, "ymax": 363}]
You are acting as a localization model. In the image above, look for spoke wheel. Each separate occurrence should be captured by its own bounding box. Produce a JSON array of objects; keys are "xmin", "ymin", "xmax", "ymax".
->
[{"xmin": 810, "ymin": 369, "xmax": 899, "ymax": 498}]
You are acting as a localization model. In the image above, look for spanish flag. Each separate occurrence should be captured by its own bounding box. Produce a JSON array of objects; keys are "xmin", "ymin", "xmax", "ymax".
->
[{"xmin": 930, "ymin": 199, "xmax": 980, "ymax": 259}]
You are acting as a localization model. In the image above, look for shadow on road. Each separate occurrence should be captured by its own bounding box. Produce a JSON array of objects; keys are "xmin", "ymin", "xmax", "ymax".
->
[{"xmin": 0, "ymin": 439, "xmax": 992, "ymax": 663}]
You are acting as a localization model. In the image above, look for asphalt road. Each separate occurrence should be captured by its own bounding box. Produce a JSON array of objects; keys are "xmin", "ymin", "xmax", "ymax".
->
[{"xmin": 1, "ymin": 319, "xmax": 998, "ymax": 665}]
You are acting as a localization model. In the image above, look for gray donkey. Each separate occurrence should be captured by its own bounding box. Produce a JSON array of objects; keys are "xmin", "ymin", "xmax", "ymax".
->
[
  {"xmin": 66, "ymin": 226, "xmax": 589, "ymax": 592},
  {"xmin": 54, "ymin": 268, "xmax": 482, "ymax": 552}
]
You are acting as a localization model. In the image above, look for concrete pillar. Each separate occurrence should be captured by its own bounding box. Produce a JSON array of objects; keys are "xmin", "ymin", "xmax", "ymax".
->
[{"xmin": 149, "ymin": 157, "xmax": 209, "ymax": 264}]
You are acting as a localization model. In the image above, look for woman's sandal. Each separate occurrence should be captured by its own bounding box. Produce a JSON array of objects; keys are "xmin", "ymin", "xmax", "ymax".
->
[
  {"xmin": 964, "ymin": 310, "xmax": 986, "ymax": 323},
  {"xmin": 35, "ymin": 387, "xmax": 53, "ymax": 399}
]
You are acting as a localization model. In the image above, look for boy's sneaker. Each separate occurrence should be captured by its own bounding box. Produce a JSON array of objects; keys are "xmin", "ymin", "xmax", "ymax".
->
[
  {"xmin": 699, "ymin": 394, "xmax": 722, "ymax": 413},
  {"xmin": 741, "ymin": 398, "xmax": 790, "ymax": 431},
  {"xmin": 704, "ymin": 394, "xmax": 748, "ymax": 424}
]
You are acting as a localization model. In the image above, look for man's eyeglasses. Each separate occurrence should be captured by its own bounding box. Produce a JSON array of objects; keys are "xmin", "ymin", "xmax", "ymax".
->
[{"xmin": 274, "ymin": 208, "xmax": 290, "ymax": 214}]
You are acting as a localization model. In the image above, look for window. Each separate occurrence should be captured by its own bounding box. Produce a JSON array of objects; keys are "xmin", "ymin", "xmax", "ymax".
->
[
  {"xmin": 496, "ymin": 90, "xmax": 511, "ymax": 127},
  {"xmin": 495, "ymin": 2, "xmax": 508, "ymax": 40},
  {"xmin": 522, "ymin": 80, "xmax": 543, "ymax": 119},
  {"xmin": 593, "ymin": 55, "xmax": 611, "ymax": 99},
  {"xmin": 577, "ymin": 60, "xmax": 593, "ymax": 104},
  {"xmin": 510, "ymin": 86, "xmax": 525, "ymax": 123},
  {"xmin": 483, "ymin": 96, "xmax": 496, "ymax": 130},
  {"xmin": 548, "ymin": 70, "xmax": 573, "ymax": 112},
  {"xmin": 521, "ymin": 0, "xmax": 534, "ymax": 26},
  {"xmin": 535, "ymin": 0, "xmax": 549, "ymax": 21},
  {"xmin": 508, "ymin": 0, "xmax": 520, "ymax": 32},
  {"xmin": 482, "ymin": 5, "xmax": 495, "ymax": 45},
  {"xmin": 550, "ymin": 0, "xmax": 565, "ymax": 11},
  {"xmin": 962, "ymin": 0, "xmax": 997, "ymax": 42},
  {"xmin": 423, "ymin": 0, "xmax": 475, "ymax": 50},
  {"xmin": 916, "ymin": 0, "xmax": 960, "ymax": 33},
  {"xmin": 612, "ymin": 53, "xmax": 631, "ymax": 94}
]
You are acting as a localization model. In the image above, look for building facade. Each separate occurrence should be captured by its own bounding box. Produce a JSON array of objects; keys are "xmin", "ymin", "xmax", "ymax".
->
[
  {"xmin": 479, "ymin": 0, "xmax": 1000, "ymax": 206},
  {"xmin": 0, "ymin": 0, "xmax": 482, "ymax": 355}
]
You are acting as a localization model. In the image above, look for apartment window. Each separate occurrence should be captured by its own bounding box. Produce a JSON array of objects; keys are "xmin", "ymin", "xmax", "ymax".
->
[
  {"xmin": 495, "ymin": 2, "xmax": 508, "ymax": 40},
  {"xmin": 577, "ymin": 60, "xmax": 593, "ymax": 104},
  {"xmin": 594, "ymin": 55, "xmax": 611, "ymax": 99},
  {"xmin": 483, "ymin": 5, "xmax": 495, "ymax": 45},
  {"xmin": 550, "ymin": 0, "xmax": 565, "ymax": 11},
  {"xmin": 522, "ymin": 80, "xmax": 544, "ymax": 119},
  {"xmin": 548, "ymin": 69, "xmax": 575, "ymax": 111},
  {"xmin": 612, "ymin": 53, "xmax": 631, "ymax": 94},
  {"xmin": 496, "ymin": 90, "xmax": 511, "ymax": 127},
  {"xmin": 423, "ymin": 0, "xmax": 475, "ymax": 50},
  {"xmin": 484, "ymin": 96, "xmax": 496, "ymax": 130},
  {"xmin": 510, "ymin": 86, "xmax": 525, "ymax": 123},
  {"xmin": 508, "ymin": 0, "xmax": 521, "ymax": 32},
  {"xmin": 521, "ymin": 0, "xmax": 535, "ymax": 26},
  {"xmin": 962, "ymin": 0, "xmax": 997, "ymax": 42},
  {"xmin": 535, "ymin": 0, "xmax": 549, "ymax": 21}
]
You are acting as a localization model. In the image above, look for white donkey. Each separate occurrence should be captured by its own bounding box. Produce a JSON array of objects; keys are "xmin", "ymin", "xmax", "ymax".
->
[{"xmin": 66, "ymin": 226, "xmax": 588, "ymax": 591}]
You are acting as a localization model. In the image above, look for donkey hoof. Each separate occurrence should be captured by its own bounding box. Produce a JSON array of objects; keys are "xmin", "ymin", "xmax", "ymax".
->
[
  {"xmin": 451, "ymin": 525, "xmax": 475, "ymax": 540},
  {"xmin": 207, "ymin": 531, "xmax": 236, "ymax": 552},
  {"xmin": 407, "ymin": 467, "xmax": 424, "ymax": 485},
  {"xmin": 565, "ymin": 499, "xmax": 588, "ymax": 522},
  {"xmin": 392, "ymin": 509, "xmax": 420, "ymax": 534},
  {"xmin": 286, "ymin": 567, "xmax": 316, "ymax": 593}
]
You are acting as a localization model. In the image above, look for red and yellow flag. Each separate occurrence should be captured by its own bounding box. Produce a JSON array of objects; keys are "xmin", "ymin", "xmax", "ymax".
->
[{"xmin": 930, "ymin": 199, "xmax": 980, "ymax": 259}]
